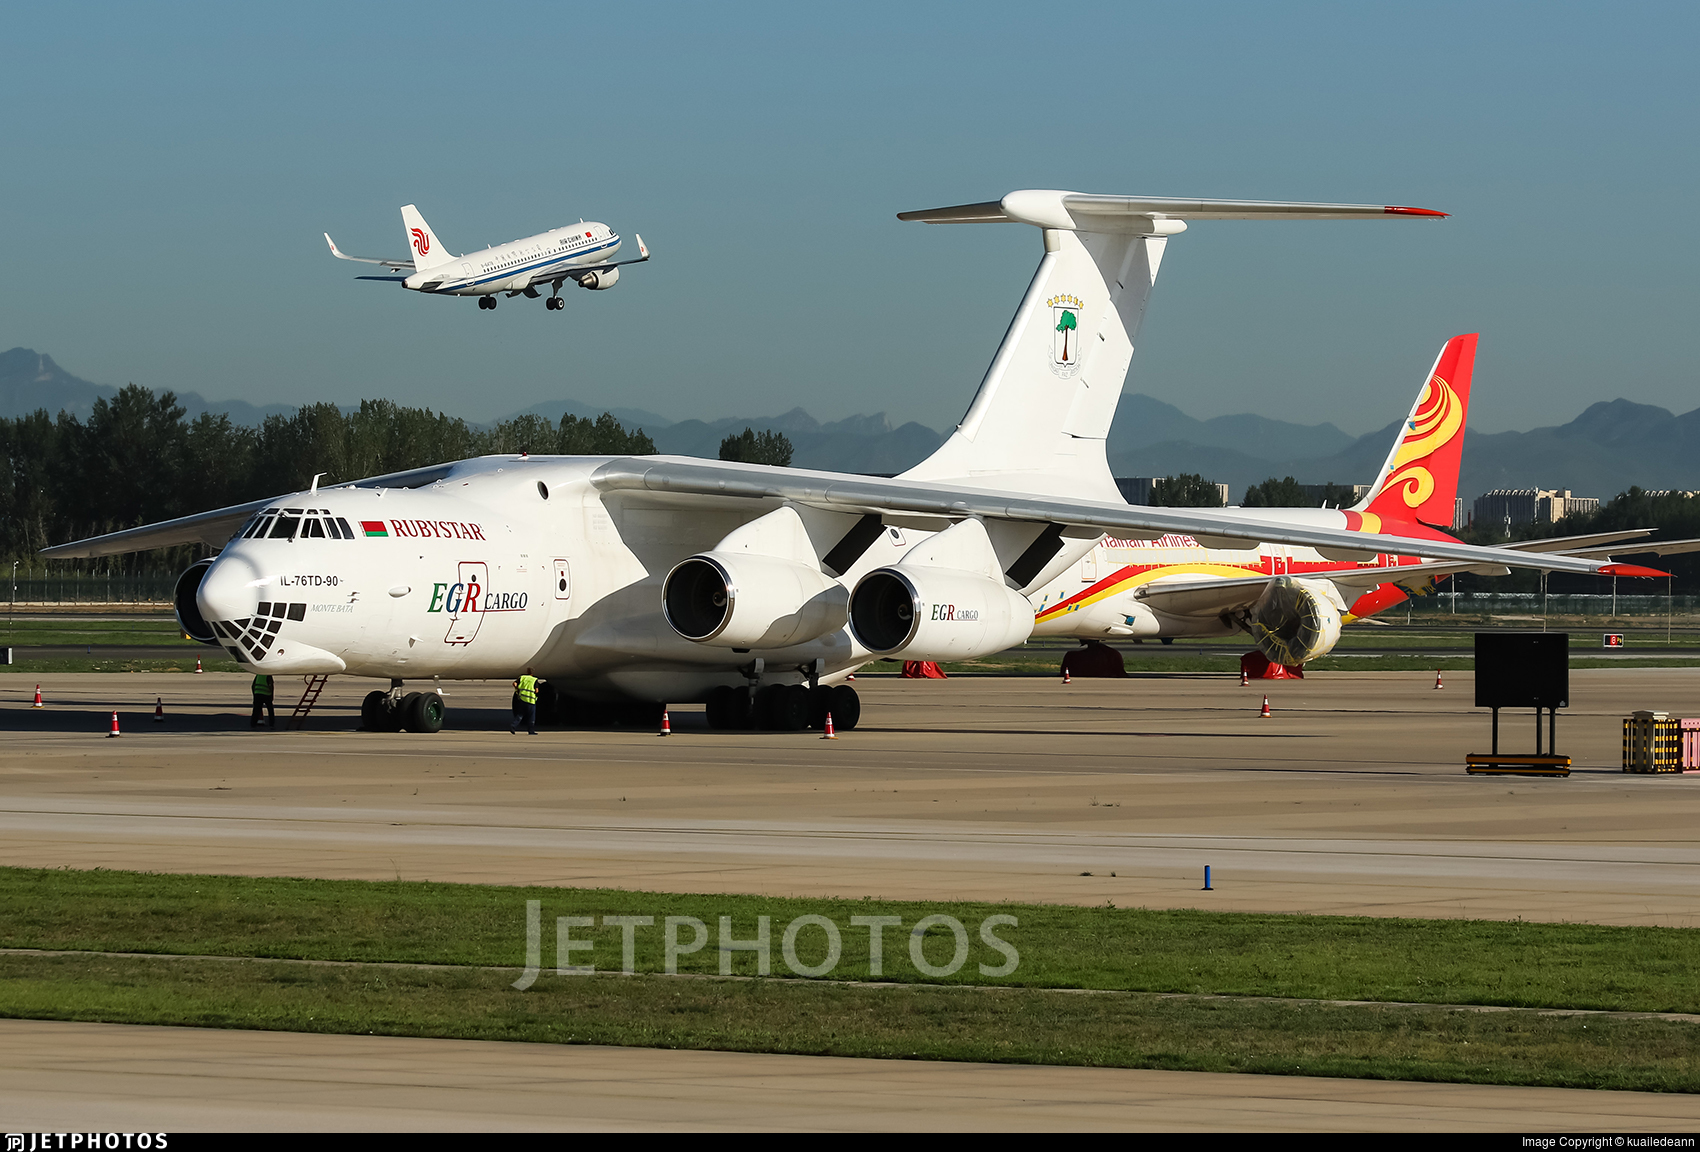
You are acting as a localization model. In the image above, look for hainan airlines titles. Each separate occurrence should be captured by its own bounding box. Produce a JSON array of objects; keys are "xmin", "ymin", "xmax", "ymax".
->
[{"xmin": 325, "ymin": 204, "xmax": 649, "ymax": 311}]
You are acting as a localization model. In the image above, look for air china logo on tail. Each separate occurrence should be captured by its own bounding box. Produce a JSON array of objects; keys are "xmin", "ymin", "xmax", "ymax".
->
[
  {"xmin": 1047, "ymin": 293, "xmax": 1084, "ymax": 379},
  {"xmin": 1382, "ymin": 373, "xmax": 1463, "ymax": 509},
  {"xmin": 411, "ymin": 227, "xmax": 430, "ymax": 256}
]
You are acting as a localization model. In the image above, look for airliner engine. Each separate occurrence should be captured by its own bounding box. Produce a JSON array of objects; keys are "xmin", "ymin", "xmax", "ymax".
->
[
  {"xmin": 173, "ymin": 558, "xmax": 220, "ymax": 645},
  {"xmin": 848, "ymin": 566, "xmax": 1033, "ymax": 660},
  {"xmin": 578, "ymin": 268, "xmax": 619, "ymax": 290},
  {"xmin": 663, "ymin": 553, "xmax": 848, "ymax": 649},
  {"xmin": 1242, "ymin": 576, "xmax": 1344, "ymax": 666}
]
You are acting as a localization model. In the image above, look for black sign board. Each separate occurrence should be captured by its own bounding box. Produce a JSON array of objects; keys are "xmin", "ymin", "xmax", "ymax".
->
[{"xmin": 1475, "ymin": 632, "xmax": 1568, "ymax": 709}]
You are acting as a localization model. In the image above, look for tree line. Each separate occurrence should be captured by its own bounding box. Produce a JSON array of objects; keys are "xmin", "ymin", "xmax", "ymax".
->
[{"xmin": 0, "ymin": 385, "xmax": 655, "ymax": 569}]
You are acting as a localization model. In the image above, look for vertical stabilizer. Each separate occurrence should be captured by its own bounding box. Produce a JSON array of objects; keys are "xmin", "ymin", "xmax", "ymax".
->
[
  {"xmin": 894, "ymin": 189, "xmax": 1446, "ymax": 502},
  {"xmin": 400, "ymin": 205, "xmax": 454, "ymax": 271},
  {"xmin": 1351, "ymin": 333, "xmax": 1478, "ymax": 530}
]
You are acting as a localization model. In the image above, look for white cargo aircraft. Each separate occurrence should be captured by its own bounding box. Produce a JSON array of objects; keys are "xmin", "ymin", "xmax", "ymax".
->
[
  {"xmin": 325, "ymin": 204, "xmax": 649, "ymax": 310},
  {"xmin": 49, "ymin": 189, "xmax": 1666, "ymax": 733}
]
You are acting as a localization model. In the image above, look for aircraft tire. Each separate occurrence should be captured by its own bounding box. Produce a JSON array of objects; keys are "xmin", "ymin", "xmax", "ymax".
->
[
  {"xmin": 773, "ymin": 684, "xmax": 811, "ymax": 732},
  {"xmin": 704, "ymin": 686, "xmax": 730, "ymax": 728},
  {"xmin": 828, "ymin": 684, "xmax": 861, "ymax": 731},
  {"xmin": 752, "ymin": 684, "xmax": 785, "ymax": 730},
  {"xmin": 806, "ymin": 687, "xmax": 830, "ymax": 730},
  {"xmin": 404, "ymin": 691, "xmax": 446, "ymax": 734},
  {"xmin": 360, "ymin": 690, "xmax": 393, "ymax": 732}
]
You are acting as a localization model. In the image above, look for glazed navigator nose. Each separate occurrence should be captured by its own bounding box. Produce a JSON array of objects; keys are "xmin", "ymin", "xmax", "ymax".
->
[{"xmin": 196, "ymin": 552, "xmax": 264, "ymax": 625}]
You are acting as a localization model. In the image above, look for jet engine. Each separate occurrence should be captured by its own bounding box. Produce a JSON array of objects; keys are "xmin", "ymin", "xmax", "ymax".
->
[
  {"xmin": 577, "ymin": 268, "xmax": 619, "ymax": 290},
  {"xmin": 173, "ymin": 558, "xmax": 221, "ymax": 645},
  {"xmin": 663, "ymin": 553, "xmax": 848, "ymax": 649},
  {"xmin": 849, "ymin": 567, "xmax": 1033, "ymax": 660},
  {"xmin": 1243, "ymin": 576, "xmax": 1344, "ymax": 666}
]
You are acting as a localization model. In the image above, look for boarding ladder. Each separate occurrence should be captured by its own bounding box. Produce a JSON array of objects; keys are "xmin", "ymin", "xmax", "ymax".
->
[{"xmin": 286, "ymin": 674, "xmax": 329, "ymax": 730}]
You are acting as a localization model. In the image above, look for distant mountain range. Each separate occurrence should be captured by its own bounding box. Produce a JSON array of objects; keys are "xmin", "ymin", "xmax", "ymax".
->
[{"xmin": 6, "ymin": 346, "xmax": 1697, "ymax": 500}]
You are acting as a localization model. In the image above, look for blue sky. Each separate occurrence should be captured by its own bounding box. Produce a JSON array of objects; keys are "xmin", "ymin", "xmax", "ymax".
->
[{"xmin": 2, "ymin": 1, "xmax": 1694, "ymax": 435}]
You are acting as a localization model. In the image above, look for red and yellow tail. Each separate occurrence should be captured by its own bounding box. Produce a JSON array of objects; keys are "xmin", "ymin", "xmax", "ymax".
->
[{"xmin": 1346, "ymin": 333, "xmax": 1476, "ymax": 533}]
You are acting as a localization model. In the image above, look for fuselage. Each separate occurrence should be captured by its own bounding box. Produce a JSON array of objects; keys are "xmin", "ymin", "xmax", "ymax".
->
[
  {"xmin": 403, "ymin": 224, "xmax": 620, "ymax": 296},
  {"xmin": 1030, "ymin": 508, "xmax": 1434, "ymax": 640},
  {"xmin": 191, "ymin": 455, "xmax": 969, "ymax": 703}
]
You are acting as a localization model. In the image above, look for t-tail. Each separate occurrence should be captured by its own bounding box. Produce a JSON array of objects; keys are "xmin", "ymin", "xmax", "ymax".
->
[
  {"xmin": 400, "ymin": 204, "xmax": 455, "ymax": 271},
  {"xmin": 895, "ymin": 190, "xmax": 1446, "ymax": 502},
  {"xmin": 1347, "ymin": 333, "xmax": 1477, "ymax": 533}
]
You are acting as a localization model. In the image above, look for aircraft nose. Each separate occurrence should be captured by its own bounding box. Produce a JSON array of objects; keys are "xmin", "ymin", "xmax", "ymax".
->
[{"xmin": 196, "ymin": 553, "xmax": 265, "ymax": 624}]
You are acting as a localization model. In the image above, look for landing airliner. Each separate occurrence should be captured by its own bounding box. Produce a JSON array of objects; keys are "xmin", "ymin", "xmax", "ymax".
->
[
  {"xmin": 1030, "ymin": 333, "xmax": 1700, "ymax": 667},
  {"xmin": 51, "ymin": 189, "xmax": 1667, "ymax": 734},
  {"xmin": 325, "ymin": 204, "xmax": 649, "ymax": 310}
]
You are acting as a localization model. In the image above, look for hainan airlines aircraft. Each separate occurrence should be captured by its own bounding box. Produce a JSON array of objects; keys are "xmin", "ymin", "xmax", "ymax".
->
[
  {"xmin": 1032, "ymin": 332, "xmax": 1700, "ymax": 667},
  {"xmin": 324, "ymin": 204, "xmax": 649, "ymax": 310},
  {"xmin": 49, "ymin": 189, "xmax": 1665, "ymax": 734}
]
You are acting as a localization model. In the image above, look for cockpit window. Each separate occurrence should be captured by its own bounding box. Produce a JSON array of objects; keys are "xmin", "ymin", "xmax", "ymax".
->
[
  {"xmin": 269, "ymin": 516, "xmax": 300, "ymax": 539},
  {"xmin": 245, "ymin": 517, "xmax": 274, "ymax": 539},
  {"xmin": 303, "ymin": 518, "xmax": 326, "ymax": 538},
  {"xmin": 335, "ymin": 517, "xmax": 354, "ymax": 539}
]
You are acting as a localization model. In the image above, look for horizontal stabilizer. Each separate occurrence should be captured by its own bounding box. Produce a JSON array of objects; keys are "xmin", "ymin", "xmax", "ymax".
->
[{"xmin": 899, "ymin": 190, "xmax": 1448, "ymax": 233}]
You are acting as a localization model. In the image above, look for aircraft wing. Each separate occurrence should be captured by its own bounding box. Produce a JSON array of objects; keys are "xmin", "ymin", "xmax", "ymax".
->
[
  {"xmin": 325, "ymin": 233, "xmax": 415, "ymax": 271},
  {"xmin": 550, "ymin": 235, "xmax": 651, "ymax": 280},
  {"xmin": 587, "ymin": 457, "xmax": 1663, "ymax": 580},
  {"xmin": 37, "ymin": 462, "xmax": 460, "ymax": 559}
]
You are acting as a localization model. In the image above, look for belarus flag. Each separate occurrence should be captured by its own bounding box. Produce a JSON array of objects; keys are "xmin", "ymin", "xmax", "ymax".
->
[{"xmin": 360, "ymin": 521, "xmax": 388, "ymax": 537}]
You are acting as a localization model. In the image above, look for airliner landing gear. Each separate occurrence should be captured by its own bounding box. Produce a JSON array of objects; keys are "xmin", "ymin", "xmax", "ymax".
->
[
  {"xmin": 546, "ymin": 296, "xmax": 563, "ymax": 310},
  {"xmin": 706, "ymin": 683, "xmax": 857, "ymax": 731},
  {"xmin": 478, "ymin": 296, "xmax": 496, "ymax": 310},
  {"xmin": 361, "ymin": 686, "xmax": 446, "ymax": 732}
]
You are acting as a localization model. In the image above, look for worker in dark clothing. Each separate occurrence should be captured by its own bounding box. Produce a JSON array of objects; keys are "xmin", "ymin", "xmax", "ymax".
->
[
  {"xmin": 251, "ymin": 673, "xmax": 275, "ymax": 728},
  {"xmin": 511, "ymin": 667, "xmax": 539, "ymax": 735}
]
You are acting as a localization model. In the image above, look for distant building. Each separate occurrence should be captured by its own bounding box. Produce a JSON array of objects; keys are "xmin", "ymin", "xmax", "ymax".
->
[
  {"xmin": 1473, "ymin": 488, "xmax": 1599, "ymax": 533},
  {"xmin": 1474, "ymin": 489, "xmax": 1540, "ymax": 532},
  {"xmin": 1116, "ymin": 477, "xmax": 1231, "ymax": 507},
  {"xmin": 1453, "ymin": 497, "xmax": 1467, "ymax": 531},
  {"xmin": 1538, "ymin": 489, "xmax": 1599, "ymax": 523}
]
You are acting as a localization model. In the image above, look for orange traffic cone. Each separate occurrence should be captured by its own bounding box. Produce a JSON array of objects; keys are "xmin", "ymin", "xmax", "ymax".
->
[
  {"xmin": 106, "ymin": 710, "xmax": 122, "ymax": 738},
  {"xmin": 1240, "ymin": 667, "xmax": 1249, "ymax": 687},
  {"xmin": 32, "ymin": 684, "xmax": 43, "ymax": 709},
  {"xmin": 1062, "ymin": 668, "xmax": 1072, "ymax": 685},
  {"xmin": 1259, "ymin": 696, "xmax": 1271, "ymax": 718},
  {"xmin": 658, "ymin": 709, "xmax": 671, "ymax": 736},
  {"xmin": 194, "ymin": 658, "xmax": 203, "ymax": 674},
  {"xmin": 1434, "ymin": 671, "xmax": 1444, "ymax": 690},
  {"xmin": 153, "ymin": 697, "xmax": 164, "ymax": 722},
  {"xmin": 822, "ymin": 712, "xmax": 838, "ymax": 739}
]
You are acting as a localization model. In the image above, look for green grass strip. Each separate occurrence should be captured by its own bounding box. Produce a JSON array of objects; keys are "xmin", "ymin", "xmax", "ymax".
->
[
  {"xmin": 5, "ymin": 867, "xmax": 1700, "ymax": 1013},
  {"xmin": 4, "ymin": 952, "xmax": 1697, "ymax": 1092}
]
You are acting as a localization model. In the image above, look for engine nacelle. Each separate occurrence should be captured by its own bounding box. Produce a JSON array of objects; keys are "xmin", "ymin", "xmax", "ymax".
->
[
  {"xmin": 849, "ymin": 566, "xmax": 1034, "ymax": 661},
  {"xmin": 1244, "ymin": 576, "xmax": 1344, "ymax": 666},
  {"xmin": 663, "ymin": 552, "xmax": 848, "ymax": 649},
  {"xmin": 173, "ymin": 558, "xmax": 221, "ymax": 645},
  {"xmin": 577, "ymin": 267, "xmax": 619, "ymax": 290}
]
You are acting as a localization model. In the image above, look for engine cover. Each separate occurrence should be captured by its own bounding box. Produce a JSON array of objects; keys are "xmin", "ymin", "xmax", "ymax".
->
[
  {"xmin": 1244, "ymin": 576, "xmax": 1343, "ymax": 666},
  {"xmin": 849, "ymin": 566, "xmax": 1034, "ymax": 660},
  {"xmin": 663, "ymin": 552, "xmax": 848, "ymax": 649},
  {"xmin": 578, "ymin": 267, "xmax": 619, "ymax": 290},
  {"xmin": 173, "ymin": 558, "xmax": 220, "ymax": 645}
]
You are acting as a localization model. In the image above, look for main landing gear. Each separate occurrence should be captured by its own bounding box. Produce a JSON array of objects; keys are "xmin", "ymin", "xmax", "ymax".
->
[
  {"xmin": 362, "ymin": 683, "xmax": 446, "ymax": 733},
  {"xmin": 478, "ymin": 296, "xmax": 497, "ymax": 310},
  {"xmin": 545, "ymin": 296, "xmax": 564, "ymax": 310},
  {"xmin": 703, "ymin": 683, "xmax": 860, "ymax": 732}
]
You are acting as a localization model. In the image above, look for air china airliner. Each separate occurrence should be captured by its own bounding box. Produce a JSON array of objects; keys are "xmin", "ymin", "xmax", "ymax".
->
[{"xmin": 325, "ymin": 204, "xmax": 649, "ymax": 310}]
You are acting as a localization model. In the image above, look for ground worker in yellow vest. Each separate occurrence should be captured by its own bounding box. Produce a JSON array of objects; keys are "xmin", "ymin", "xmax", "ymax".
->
[
  {"xmin": 250, "ymin": 673, "xmax": 275, "ymax": 728},
  {"xmin": 510, "ymin": 667, "xmax": 540, "ymax": 735}
]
